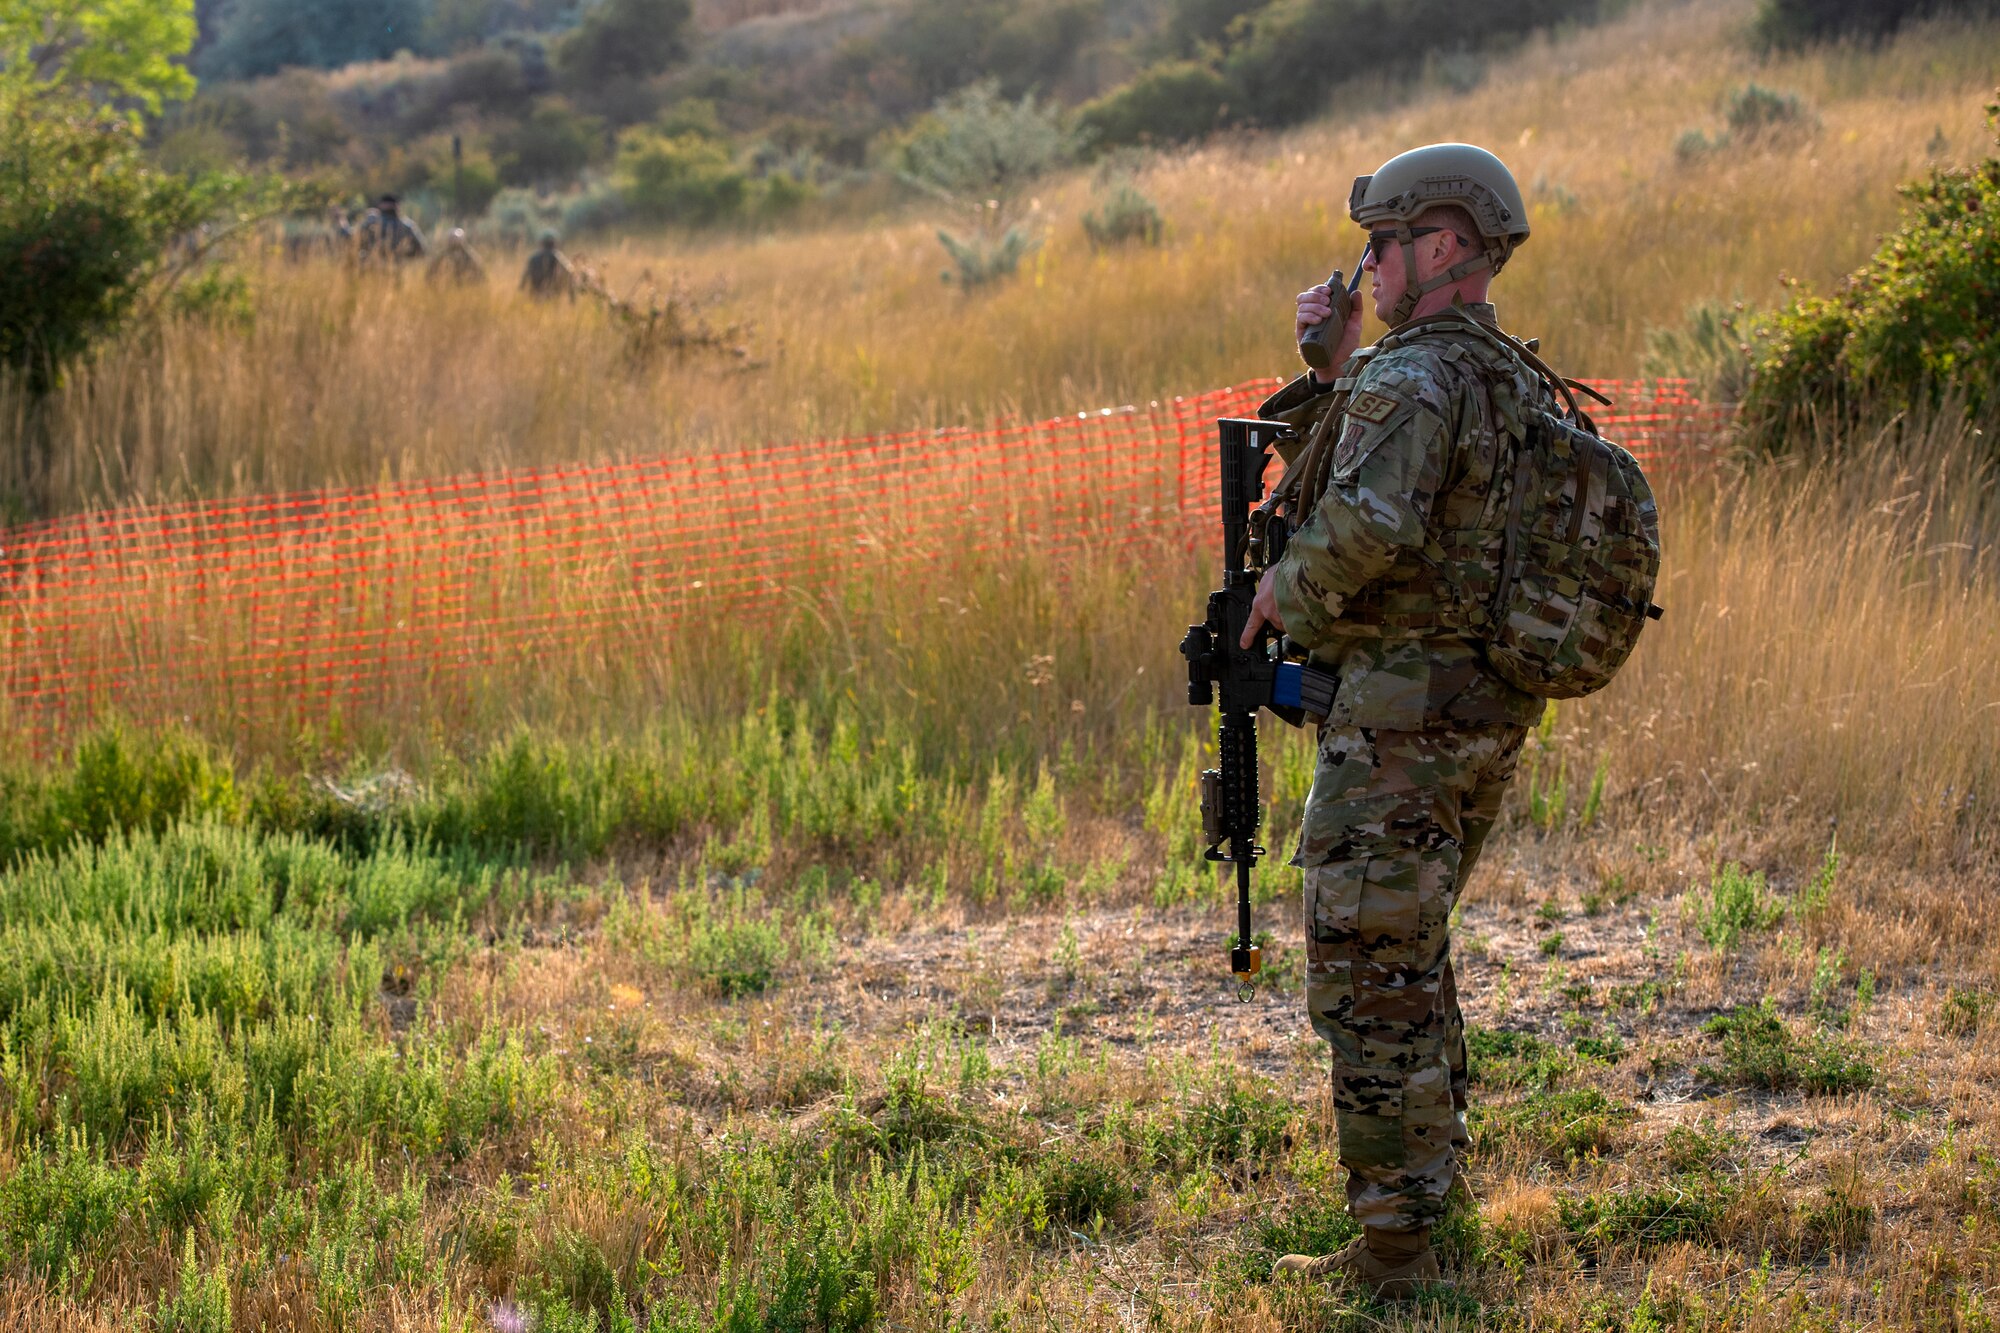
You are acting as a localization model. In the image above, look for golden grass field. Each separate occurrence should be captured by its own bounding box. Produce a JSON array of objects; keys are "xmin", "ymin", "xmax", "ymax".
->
[{"xmin": 2, "ymin": 1, "xmax": 2000, "ymax": 1330}]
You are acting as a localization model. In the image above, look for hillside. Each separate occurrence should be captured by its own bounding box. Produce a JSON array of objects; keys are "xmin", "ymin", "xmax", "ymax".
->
[{"xmin": 32, "ymin": 0, "xmax": 1999, "ymax": 510}]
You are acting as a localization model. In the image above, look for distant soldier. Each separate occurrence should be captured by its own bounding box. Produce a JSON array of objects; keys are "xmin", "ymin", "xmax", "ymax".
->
[
  {"xmin": 427, "ymin": 228, "xmax": 487, "ymax": 286},
  {"xmin": 326, "ymin": 204, "xmax": 355, "ymax": 254},
  {"xmin": 356, "ymin": 194, "xmax": 426, "ymax": 265},
  {"xmin": 519, "ymin": 231, "xmax": 577, "ymax": 301}
]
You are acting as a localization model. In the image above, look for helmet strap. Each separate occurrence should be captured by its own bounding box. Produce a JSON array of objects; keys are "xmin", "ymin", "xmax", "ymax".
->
[{"xmin": 1386, "ymin": 222, "xmax": 1497, "ymax": 328}]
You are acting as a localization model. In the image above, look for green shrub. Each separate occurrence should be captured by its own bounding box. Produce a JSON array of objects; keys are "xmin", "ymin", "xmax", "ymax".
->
[
  {"xmin": 1472, "ymin": 1087, "xmax": 1632, "ymax": 1163},
  {"xmin": 1034, "ymin": 1153, "xmax": 1137, "ymax": 1230},
  {"xmin": 1674, "ymin": 127, "xmax": 1727, "ymax": 162},
  {"xmin": 155, "ymin": 1231, "xmax": 232, "ymax": 1333},
  {"xmin": 898, "ymin": 82, "xmax": 1075, "ymax": 209},
  {"xmin": 494, "ymin": 100, "xmax": 608, "ymax": 189},
  {"xmin": 1740, "ymin": 102, "xmax": 2000, "ymax": 450},
  {"xmin": 1466, "ymin": 1027, "xmax": 1573, "ymax": 1091},
  {"xmin": 0, "ymin": 108, "xmax": 229, "ymax": 397},
  {"xmin": 1560, "ymin": 1178, "xmax": 1731, "ymax": 1254},
  {"xmin": 1752, "ymin": 0, "xmax": 1998, "ymax": 50},
  {"xmin": 197, "ymin": 0, "xmax": 426, "ymax": 80},
  {"xmin": 0, "ymin": 1130, "xmax": 137, "ymax": 1280},
  {"xmin": 617, "ymin": 129, "xmax": 750, "ymax": 226},
  {"xmin": 685, "ymin": 891, "xmax": 786, "ymax": 997},
  {"xmin": 0, "ymin": 724, "xmax": 242, "ymax": 866},
  {"xmin": 481, "ymin": 187, "xmax": 568, "ymax": 247},
  {"xmin": 554, "ymin": 0, "xmax": 693, "ymax": 90},
  {"xmin": 530, "ymin": 1228, "xmax": 626, "ymax": 1327},
  {"xmin": 1076, "ymin": 61, "xmax": 1233, "ymax": 151},
  {"xmin": 1699, "ymin": 1000, "xmax": 1876, "ymax": 1094},
  {"xmin": 1081, "ymin": 180, "xmax": 1165, "ymax": 248},
  {"xmin": 1693, "ymin": 862, "xmax": 1786, "ymax": 952},
  {"xmin": 1723, "ymin": 83, "xmax": 1815, "ymax": 137},
  {"xmin": 1220, "ymin": 0, "xmax": 1601, "ymax": 129}
]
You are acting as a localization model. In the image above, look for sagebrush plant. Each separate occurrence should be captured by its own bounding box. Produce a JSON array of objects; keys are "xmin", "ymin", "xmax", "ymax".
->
[
  {"xmin": 1724, "ymin": 83, "xmax": 1816, "ymax": 137},
  {"xmin": 899, "ymin": 82, "xmax": 1071, "ymax": 290},
  {"xmin": 1081, "ymin": 178, "xmax": 1165, "ymax": 249}
]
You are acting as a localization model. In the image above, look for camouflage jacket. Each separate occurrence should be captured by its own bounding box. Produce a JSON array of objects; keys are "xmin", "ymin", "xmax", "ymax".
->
[{"xmin": 1262, "ymin": 302, "xmax": 1550, "ymax": 732}]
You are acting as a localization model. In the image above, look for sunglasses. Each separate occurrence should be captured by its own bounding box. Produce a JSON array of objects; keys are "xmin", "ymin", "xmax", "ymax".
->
[{"xmin": 1367, "ymin": 226, "xmax": 1472, "ymax": 259}]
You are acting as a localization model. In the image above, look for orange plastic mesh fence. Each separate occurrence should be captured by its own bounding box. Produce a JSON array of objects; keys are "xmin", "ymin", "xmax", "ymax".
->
[{"xmin": 1, "ymin": 377, "xmax": 1724, "ymax": 743}]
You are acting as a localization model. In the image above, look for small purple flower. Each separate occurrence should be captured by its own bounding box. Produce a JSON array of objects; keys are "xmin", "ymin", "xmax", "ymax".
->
[{"xmin": 488, "ymin": 1300, "xmax": 529, "ymax": 1333}]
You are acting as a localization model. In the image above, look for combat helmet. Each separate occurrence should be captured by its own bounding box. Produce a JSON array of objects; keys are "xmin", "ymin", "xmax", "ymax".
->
[{"xmin": 1349, "ymin": 143, "xmax": 1529, "ymax": 326}]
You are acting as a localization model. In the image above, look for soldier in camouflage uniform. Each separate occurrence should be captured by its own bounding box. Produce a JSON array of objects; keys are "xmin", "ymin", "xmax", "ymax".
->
[
  {"xmin": 427, "ymin": 228, "xmax": 488, "ymax": 286},
  {"xmin": 520, "ymin": 232, "xmax": 578, "ymax": 301},
  {"xmin": 1241, "ymin": 144, "xmax": 1553, "ymax": 1298},
  {"xmin": 356, "ymin": 195, "xmax": 427, "ymax": 266}
]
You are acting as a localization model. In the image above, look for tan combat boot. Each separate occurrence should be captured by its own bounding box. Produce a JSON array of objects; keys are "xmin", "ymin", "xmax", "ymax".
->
[{"xmin": 1271, "ymin": 1225, "xmax": 1441, "ymax": 1300}]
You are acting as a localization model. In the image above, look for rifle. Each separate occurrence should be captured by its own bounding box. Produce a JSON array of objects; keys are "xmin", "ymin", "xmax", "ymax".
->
[{"xmin": 1179, "ymin": 418, "xmax": 1334, "ymax": 996}]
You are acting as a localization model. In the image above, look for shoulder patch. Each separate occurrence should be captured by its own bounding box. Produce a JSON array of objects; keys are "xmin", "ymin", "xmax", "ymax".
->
[{"xmin": 1347, "ymin": 391, "xmax": 1400, "ymax": 424}]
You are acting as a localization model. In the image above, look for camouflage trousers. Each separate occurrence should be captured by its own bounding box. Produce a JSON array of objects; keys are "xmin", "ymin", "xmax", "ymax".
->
[{"xmin": 1294, "ymin": 720, "xmax": 1527, "ymax": 1232}]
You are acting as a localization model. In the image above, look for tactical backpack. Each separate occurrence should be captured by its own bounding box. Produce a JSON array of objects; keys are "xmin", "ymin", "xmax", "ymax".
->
[
  {"xmin": 1485, "ymin": 386, "xmax": 1663, "ymax": 698},
  {"xmin": 1263, "ymin": 313, "xmax": 1663, "ymax": 701}
]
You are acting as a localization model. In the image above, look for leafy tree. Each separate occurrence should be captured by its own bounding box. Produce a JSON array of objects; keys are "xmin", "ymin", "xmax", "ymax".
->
[
  {"xmin": 1738, "ymin": 101, "xmax": 2000, "ymax": 451},
  {"xmin": 1218, "ymin": 0, "xmax": 1597, "ymax": 128},
  {"xmin": 0, "ymin": 106, "xmax": 213, "ymax": 393},
  {"xmin": 0, "ymin": 0, "xmax": 197, "ymax": 119},
  {"xmin": 1157, "ymin": 0, "xmax": 1261, "ymax": 57},
  {"xmin": 1, "ymin": 0, "xmax": 274, "ymax": 423},
  {"xmin": 1753, "ymin": 0, "xmax": 2000, "ymax": 49},
  {"xmin": 493, "ymin": 97, "xmax": 605, "ymax": 187},
  {"xmin": 555, "ymin": 0, "xmax": 692, "ymax": 88},
  {"xmin": 870, "ymin": 0, "xmax": 1102, "ymax": 114},
  {"xmin": 196, "ymin": 0, "xmax": 429, "ymax": 81}
]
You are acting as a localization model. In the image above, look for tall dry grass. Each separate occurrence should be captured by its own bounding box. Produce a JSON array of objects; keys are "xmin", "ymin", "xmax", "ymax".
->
[{"xmin": 4, "ymin": 0, "xmax": 1996, "ymax": 513}]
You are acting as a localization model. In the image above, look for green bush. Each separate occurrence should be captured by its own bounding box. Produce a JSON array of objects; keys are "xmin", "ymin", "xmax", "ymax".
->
[
  {"xmin": 0, "ymin": 724, "xmax": 240, "ymax": 866},
  {"xmin": 0, "ymin": 108, "xmax": 225, "ymax": 396},
  {"xmin": 1076, "ymin": 61, "xmax": 1233, "ymax": 151},
  {"xmin": 155, "ymin": 1232, "xmax": 232, "ymax": 1333},
  {"xmin": 554, "ymin": 0, "xmax": 693, "ymax": 89},
  {"xmin": 429, "ymin": 150, "xmax": 503, "ymax": 216},
  {"xmin": 617, "ymin": 129, "xmax": 750, "ymax": 226},
  {"xmin": 873, "ymin": 0, "xmax": 1104, "ymax": 112},
  {"xmin": 0, "ymin": 1130, "xmax": 137, "ymax": 1279},
  {"xmin": 1219, "ymin": 0, "xmax": 1600, "ymax": 129},
  {"xmin": 1693, "ymin": 862, "xmax": 1786, "ymax": 952},
  {"xmin": 493, "ymin": 99, "xmax": 607, "ymax": 189},
  {"xmin": 1739, "ymin": 103, "xmax": 2000, "ymax": 451},
  {"xmin": 1560, "ymin": 1178, "xmax": 1731, "ymax": 1254},
  {"xmin": 1088, "ymin": 176, "xmax": 1168, "ymax": 246},
  {"xmin": 1700, "ymin": 1001, "xmax": 1876, "ymax": 1094}
]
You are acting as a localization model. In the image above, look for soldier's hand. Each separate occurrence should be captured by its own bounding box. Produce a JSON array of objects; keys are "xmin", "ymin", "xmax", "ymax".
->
[
  {"xmin": 1241, "ymin": 566, "xmax": 1286, "ymax": 649},
  {"xmin": 1295, "ymin": 285, "xmax": 1335, "ymax": 344},
  {"xmin": 1296, "ymin": 286, "xmax": 1366, "ymax": 383}
]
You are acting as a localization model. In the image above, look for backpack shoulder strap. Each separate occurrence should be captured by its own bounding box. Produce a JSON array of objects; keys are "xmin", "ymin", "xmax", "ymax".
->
[{"xmin": 1385, "ymin": 310, "xmax": 1612, "ymax": 427}]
